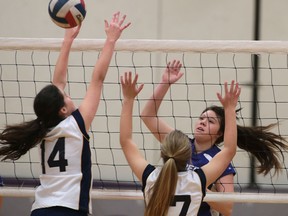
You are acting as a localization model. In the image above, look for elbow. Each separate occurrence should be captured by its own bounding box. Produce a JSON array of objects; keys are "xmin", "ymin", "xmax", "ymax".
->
[
  {"xmin": 120, "ymin": 137, "xmax": 132, "ymax": 151},
  {"xmin": 119, "ymin": 131, "xmax": 131, "ymax": 148},
  {"xmin": 231, "ymin": 146, "xmax": 237, "ymax": 157},
  {"xmin": 224, "ymin": 141, "xmax": 237, "ymax": 157},
  {"xmin": 119, "ymin": 133, "xmax": 126, "ymax": 147},
  {"xmin": 140, "ymin": 108, "xmax": 156, "ymax": 125},
  {"xmin": 140, "ymin": 109, "xmax": 146, "ymax": 120},
  {"xmin": 208, "ymin": 201, "xmax": 233, "ymax": 216},
  {"xmin": 93, "ymin": 71, "xmax": 106, "ymax": 84},
  {"xmin": 222, "ymin": 203, "xmax": 234, "ymax": 216},
  {"xmin": 221, "ymin": 210, "xmax": 232, "ymax": 216},
  {"xmin": 140, "ymin": 112, "xmax": 144, "ymax": 120},
  {"xmin": 227, "ymin": 208, "xmax": 233, "ymax": 216},
  {"xmin": 97, "ymin": 77, "xmax": 105, "ymax": 85},
  {"xmin": 228, "ymin": 150, "xmax": 237, "ymax": 162},
  {"xmin": 229, "ymin": 148, "xmax": 236, "ymax": 157},
  {"xmin": 119, "ymin": 137, "xmax": 126, "ymax": 148},
  {"xmin": 140, "ymin": 110, "xmax": 149, "ymax": 125},
  {"xmin": 221, "ymin": 147, "xmax": 237, "ymax": 162}
]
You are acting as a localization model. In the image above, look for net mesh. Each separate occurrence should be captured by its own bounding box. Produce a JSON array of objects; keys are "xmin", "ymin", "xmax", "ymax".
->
[{"xmin": 1, "ymin": 38, "xmax": 288, "ymax": 201}]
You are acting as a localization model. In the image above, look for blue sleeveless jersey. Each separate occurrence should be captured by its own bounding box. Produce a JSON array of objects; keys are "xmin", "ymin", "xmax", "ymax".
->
[{"xmin": 189, "ymin": 138, "xmax": 236, "ymax": 216}]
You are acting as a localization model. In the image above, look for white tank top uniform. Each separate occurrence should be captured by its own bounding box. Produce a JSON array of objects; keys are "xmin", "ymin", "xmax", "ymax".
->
[
  {"xmin": 31, "ymin": 109, "xmax": 92, "ymax": 215},
  {"xmin": 142, "ymin": 164, "xmax": 206, "ymax": 216}
]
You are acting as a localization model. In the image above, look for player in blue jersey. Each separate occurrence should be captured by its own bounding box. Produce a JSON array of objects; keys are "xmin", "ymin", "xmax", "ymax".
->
[
  {"xmin": 0, "ymin": 12, "xmax": 130, "ymax": 216},
  {"xmin": 120, "ymin": 71, "xmax": 241, "ymax": 216},
  {"xmin": 140, "ymin": 60, "xmax": 288, "ymax": 216}
]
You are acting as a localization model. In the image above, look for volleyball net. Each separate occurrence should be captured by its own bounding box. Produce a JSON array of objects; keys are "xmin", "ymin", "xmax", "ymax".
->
[{"xmin": 0, "ymin": 38, "xmax": 288, "ymax": 202}]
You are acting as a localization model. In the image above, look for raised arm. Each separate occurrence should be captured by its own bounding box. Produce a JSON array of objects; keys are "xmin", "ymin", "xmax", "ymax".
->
[
  {"xmin": 52, "ymin": 25, "xmax": 81, "ymax": 90},
  {"xmin": 141, "ymin": 60, "xmax": 183, "ymax": 143},
  {"xmin": 120, "ymin": 72, "xmax": 147, "ymax": 181},
  {"xmin": 79, "ymin": 12, "xmax": 131, "ymax": 131},
  {"xmin": 202, "ymin": 80, "xmax": 241, "ymax": 187}
]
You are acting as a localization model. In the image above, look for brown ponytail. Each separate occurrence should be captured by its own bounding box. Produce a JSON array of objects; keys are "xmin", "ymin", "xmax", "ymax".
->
[{"xmin": 144, "ymin": 130, "xmax": 191, "ymax": 216}]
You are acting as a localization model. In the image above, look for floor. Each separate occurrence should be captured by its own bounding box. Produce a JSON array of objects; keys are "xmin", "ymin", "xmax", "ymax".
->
[{"xmin": 1, "ymin": 197, "xmax": 288, "ymax": 216}]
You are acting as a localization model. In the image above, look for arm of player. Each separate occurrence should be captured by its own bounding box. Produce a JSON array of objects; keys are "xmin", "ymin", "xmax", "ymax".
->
[
  {"xmin": 202, "ymin": 80, "xmax": 241, "ymax": 187},
  {"xmin": 52, "ymin": 25, "xmax": 81, "ymax": 90},
  {"xmin": 141, "ymin": 60, "xmax": 183, "ymax": 143},
  {"xmin": 207, "ymin": 174, "xmax": 234, "ymax": 216},
  {"xmin": 79, "ymin": 12, "xmax": 131, "ymax": 131},
  {"xmin": 120, "ymin": 72, "xmax": 147, "ymax": 181}
]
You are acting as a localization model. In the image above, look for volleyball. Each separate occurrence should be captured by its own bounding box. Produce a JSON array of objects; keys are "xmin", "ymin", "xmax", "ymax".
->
[{"xmin": 48, "ymin": 0, "xmax": 86, "ymax": 28}]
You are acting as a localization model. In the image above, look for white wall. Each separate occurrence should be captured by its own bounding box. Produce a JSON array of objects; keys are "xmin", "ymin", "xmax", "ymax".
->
[
  {"xmin": 0, "ymin": 1, "xmax": 260, "ymax": 39},
  {"xmin": 1, "ymin": 1, "xmax": 288, "ymax": 39}
]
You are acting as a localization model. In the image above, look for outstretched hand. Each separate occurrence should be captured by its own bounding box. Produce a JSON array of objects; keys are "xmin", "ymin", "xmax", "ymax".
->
[
  {"xmin": 64, "ymin": 24, "xmax": 81, "ymax": 41},
  {"xmin": 105, "ymin": 11, "xmax": 131, "ymax": 42},
  {"xmin": 121, "ymin": 72, "xmax": 144, "ymax": 100},
  {"xmin": 217, "ymin": 80, "xmax": 241, "ymax": 109},
  {"xmin": 162, "ymin": 60, "xmax": 183, "ymax": 84}
]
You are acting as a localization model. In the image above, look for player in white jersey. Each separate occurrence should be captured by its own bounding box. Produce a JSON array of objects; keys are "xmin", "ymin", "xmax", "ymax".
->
[
  {"xmin": 0, "ymin": 12, "xmax": 130, "ymax": 216},
  {"xmin": 119, "ymin": 69, "xmax": 241, "ymax": 216},
  {"xmin": 31, "ymin": 109, "xmax": 92, "ymax": 214},
  {"xmin": 143, "ymin": 164, "xmax": 206, "ymax": 216}
]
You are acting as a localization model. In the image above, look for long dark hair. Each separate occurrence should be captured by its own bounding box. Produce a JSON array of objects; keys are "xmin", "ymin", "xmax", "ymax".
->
[
  {"xmin": 203, "ymin": 105, "xmax": 288, "ymax": 176},
  {"xmin": 0, "ymin": 84, "xmax": 65, "ymax": 161}
]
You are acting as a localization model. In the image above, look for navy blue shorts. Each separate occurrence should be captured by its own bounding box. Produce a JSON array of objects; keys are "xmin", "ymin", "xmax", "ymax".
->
[{"xmin": 31, "ymin": 206, "xmax": 88, "ymax": 216}]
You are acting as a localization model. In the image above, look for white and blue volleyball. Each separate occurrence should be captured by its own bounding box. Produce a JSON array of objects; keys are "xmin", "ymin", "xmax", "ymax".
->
[{"xmin": 48, "ymin": 0, "xmax": 86, "ymax": 28}]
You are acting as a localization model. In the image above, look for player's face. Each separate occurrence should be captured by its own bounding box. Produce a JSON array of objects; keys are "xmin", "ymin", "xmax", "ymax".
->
[
  {"xmin": 58, "ymin": 89, "xmax": 76, "ymax": 118},
  {"xmin": 193, "ymin": 110, "xmax": 222, "ymax": 145},
  {"xmin": 63, "ymin": 91, "xmax": 76, "ymax": 115}
]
